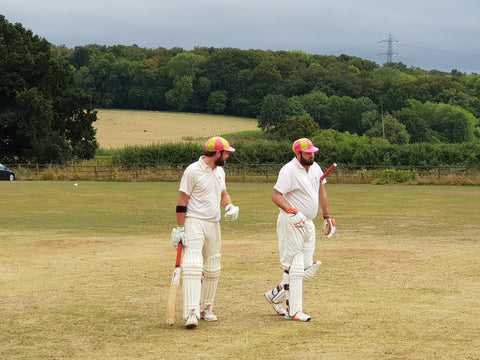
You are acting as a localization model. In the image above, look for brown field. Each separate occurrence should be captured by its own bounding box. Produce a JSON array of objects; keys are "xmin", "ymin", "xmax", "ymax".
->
[{"xmin": 94, "ymin": 109, "xmax": 259, "ymax": 148}]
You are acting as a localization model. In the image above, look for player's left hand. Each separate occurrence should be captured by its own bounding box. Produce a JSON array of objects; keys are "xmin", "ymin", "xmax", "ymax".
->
[
  {"xmin": 224, "ymin": 204, "xmax": 239, "ymax": 221},
  {"xmin": 323, "ymin": 214, "xmax": 336, "ymax": 238}
]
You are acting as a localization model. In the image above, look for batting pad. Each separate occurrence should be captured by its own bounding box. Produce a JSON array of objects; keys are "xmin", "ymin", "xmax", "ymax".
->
[
  {"xmin": 304, "ymin": 261, "xmax": 322, "ymax": 281},
  {"xmin": 288, "ymin": 253, "xmax": 305, "ymax": 316},
  {"xmin": 200, "ymin": 254, "xmax": 221, "ymax": 312},
  {"xmin": 182, "ymin": 250, "xmax": 203, "ymax": 319}
]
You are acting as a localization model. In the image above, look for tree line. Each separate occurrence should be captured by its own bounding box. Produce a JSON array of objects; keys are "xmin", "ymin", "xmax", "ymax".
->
[
  {"xmin": 62, "ymin": 42, "xmax": 480, "ymax": 146},
  {"xmin": 1, "ymin": 15, "xmax": 480, "ymax": 165}
]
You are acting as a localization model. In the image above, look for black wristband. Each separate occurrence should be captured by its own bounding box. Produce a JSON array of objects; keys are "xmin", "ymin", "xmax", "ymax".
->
[{"xmin": 176, "ymin": 205, "xmax": 187, "ymax": 213}]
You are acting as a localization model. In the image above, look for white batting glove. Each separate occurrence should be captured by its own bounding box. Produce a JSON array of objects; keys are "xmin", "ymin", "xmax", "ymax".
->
[
  {"xmin": 323, "ymin": 214, "xmax": 336, "ymax": 238},
  {"xmin": 171, "ymin": 225, "xmax": 187, "ymax": 249},
  {"xmin": 224, "ymin": 204, "xmax": 239, "ymax": 221},
  {"xmin": 286, "ymin": 207, "xmax": 306, "ymax": 228}
]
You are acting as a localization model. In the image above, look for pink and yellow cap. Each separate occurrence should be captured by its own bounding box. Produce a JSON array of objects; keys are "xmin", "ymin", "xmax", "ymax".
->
[
  {"xmin": 292, "ymin": 138, "xmax": 319, "ymax": 153},
  {"xmin": 205, "ymin": 136, "xmax": 235, "ymax": 152}
]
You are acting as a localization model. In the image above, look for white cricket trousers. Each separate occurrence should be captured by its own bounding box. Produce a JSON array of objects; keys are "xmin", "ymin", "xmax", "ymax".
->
[
  {"xmin": 277, "ymin": 211, "xmax": 316, "ymax": 270},
  {"xmin": 184, "ymin": 217, "xmax": 221, "ymax": 257}
]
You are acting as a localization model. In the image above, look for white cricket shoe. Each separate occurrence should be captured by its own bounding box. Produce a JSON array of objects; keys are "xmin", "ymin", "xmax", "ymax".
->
[
  {"xmin": 185, "ymin": 314, "xmax": 198, "ymax": 329},
  {"xmin": 200, "ymin": 309, "xmax": 218, "ymax": 322},
  {"xmin": 285, "ymin": 311, "xmax": 311, "ymax": 322},
  {"xmin": 265, "ymin": 291, "xmax": 287, "ymax": 316}
]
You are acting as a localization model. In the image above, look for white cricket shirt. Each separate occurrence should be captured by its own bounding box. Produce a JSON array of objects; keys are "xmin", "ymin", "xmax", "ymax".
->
[
  {"xmin": 274, "ymin": 157, "xmax": 325, "ymax": 220},
  {"xmin": 179, "ymin": 156, "xmax": 226, "ymax": 222}
]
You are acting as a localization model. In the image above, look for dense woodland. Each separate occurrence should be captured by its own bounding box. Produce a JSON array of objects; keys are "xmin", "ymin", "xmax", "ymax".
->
[
  {"xmin": 1, "ymin": 15, "xmax": 480, "ymax": 166},
  {"xmin": 61, "ymin": 41, "xmax": 480, "ymax": 147}
]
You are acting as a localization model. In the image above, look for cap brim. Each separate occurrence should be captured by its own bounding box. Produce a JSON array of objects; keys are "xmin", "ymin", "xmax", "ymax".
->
[
  {"xmin": 302, "ymin": 146, "xmax": 319, "ymax": 153},
  {"xmin": 224, "ymin": 146, "xmax": 235, "ymax": 152}
]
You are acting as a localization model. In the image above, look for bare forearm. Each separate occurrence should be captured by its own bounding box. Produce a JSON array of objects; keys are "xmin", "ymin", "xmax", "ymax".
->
[
  {"xmin": 272, "ymin": 189, "xmax": 291, "ymax": 211},
  {"xmin": 319, "ymin": 183, "xmax": 330, "ymax": 216},
  {"xmin": 221, "ymin": 190, "xmax": 232, "ymax": 209}
]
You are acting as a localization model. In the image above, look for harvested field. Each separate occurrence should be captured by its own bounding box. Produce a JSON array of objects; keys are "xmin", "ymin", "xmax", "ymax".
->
[{"xmin": 94, "ymin": 109, "xmax": 258, "ymax": 148}]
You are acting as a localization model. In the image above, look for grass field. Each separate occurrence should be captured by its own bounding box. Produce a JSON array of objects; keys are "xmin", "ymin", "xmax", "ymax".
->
[
  {"xmin": 1, "ymin": 181, "xmax": 479, "ymax": 359},
  {"xmin": 94, "ymin": 109, "xmax": 259, "ymax": 148}
]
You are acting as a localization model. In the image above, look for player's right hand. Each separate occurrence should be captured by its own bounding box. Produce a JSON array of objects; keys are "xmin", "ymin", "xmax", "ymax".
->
[
  {"xmin": 171, "ymin": 226, "xmax": 187, "ymax": 249},
  {"xmin": 323, "ymin": 214, "xmax": 336, "ymax": 238},
  {"xmin": 286, "ymin": 207, "xmax": 306, "ymax": 228}
]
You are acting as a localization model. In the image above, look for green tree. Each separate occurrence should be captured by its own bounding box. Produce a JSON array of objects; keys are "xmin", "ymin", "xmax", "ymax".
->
[
  {"xmin": 258, "ymin": 94, "xmax": 306, "ymax": 131},
  {"xmin": 295, "ymin": 91, "xmax": 329, "ymax": 127},
  {"xmin": 0, "ymin": 16, "xmax": 98, "ymax": 163},
  {"xmin": 363, "ymin": 111, "xmax": 410, "ymax": 145},
  {"xmin": 326, "ymin": 96, "xmax": 377, "ymax": 134},
  {"xmin": 165, "ymin": 76, "xmax": 193, "ymax": 111},
  {"xmin": 278, "ymin": 115, "xmax": 320, "ymax": 141},
  {"xmin": 167, "ymin": 52, "xmax": 206, "ymax": 80},
  {"xmin": 393, "ymin": 100, "xmax": 434, "ymax": 143},
  {"xmin": 430, "ymin": 103, "xmax": 477, "ymax": 143},
  {"xmin": 207, "ymin": 90, "xmax": 228, "ymax": 113}
]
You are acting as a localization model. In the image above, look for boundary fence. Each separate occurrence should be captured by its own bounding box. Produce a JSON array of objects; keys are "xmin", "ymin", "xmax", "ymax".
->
[{"xmin": 6, "ymin": 163, "xmax": 480, "ymax": 184}]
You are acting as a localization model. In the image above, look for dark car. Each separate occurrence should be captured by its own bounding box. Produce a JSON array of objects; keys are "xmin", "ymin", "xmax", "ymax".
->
[{"xmin": 0, "ymin": 164, "xmax": 15, "ymax": 181}]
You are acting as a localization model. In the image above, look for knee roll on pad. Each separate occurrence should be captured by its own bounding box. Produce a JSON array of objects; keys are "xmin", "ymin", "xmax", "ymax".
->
[
  {"xmin": 200, "ymin": 254, "xmax": 221, "ymax": 312},
  {"xmin": 290, "ymin": 253, "xmax": 305, "ymax": 279},
  {"xmin": 203, "ymin": 254, "xmax": 221, "ymax": 279}
]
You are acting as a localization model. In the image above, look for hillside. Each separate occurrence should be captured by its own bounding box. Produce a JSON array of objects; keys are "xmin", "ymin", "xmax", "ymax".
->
[{"xmin": 94, "ymin": 109, "xmax": 259, "ymax": 148}]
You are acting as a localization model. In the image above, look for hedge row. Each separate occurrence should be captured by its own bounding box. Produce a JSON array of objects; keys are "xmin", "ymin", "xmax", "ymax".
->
[{"xmin": 108, "ymin": 141, "xmax": 480, "ymax": 168}]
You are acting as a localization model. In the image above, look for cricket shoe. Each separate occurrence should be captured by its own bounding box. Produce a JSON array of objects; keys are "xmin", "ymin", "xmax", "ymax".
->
[
  {"xmin": 285, "ymin": 310, "xmax": 311, "ymax": 322},
  {"xmin": 265, "ymin": 290, "xmax": 286, "ymax": 316},
  {"xmin": 200, "ymin": 308, "xmax": 217, "ymax": 322},
  {"xmin": 185, "ymin": 311, "xmax": 198, "ymax": 329}
]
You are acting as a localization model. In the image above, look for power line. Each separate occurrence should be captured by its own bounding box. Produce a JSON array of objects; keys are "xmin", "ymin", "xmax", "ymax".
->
[{"xmin": 331, "ymin": 41, "xmax": 381, "ymax": 54}]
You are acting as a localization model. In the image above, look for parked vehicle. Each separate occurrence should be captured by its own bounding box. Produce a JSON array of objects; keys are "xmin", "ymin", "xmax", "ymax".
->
[{"xmin": 0, "ymin": 164, "xmax": 15, "ymax": 181}]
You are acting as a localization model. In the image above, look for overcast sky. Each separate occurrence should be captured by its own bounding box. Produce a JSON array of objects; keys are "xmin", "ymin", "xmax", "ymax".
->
[{"xmin": 3, "ymin": 0, "xmax": 480, "ymax": 73}]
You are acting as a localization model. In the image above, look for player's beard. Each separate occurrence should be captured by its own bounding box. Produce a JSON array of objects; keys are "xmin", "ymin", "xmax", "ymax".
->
[
  {"xmin": 215, "ymin": 158, "xmax": 225, "ymax": 167},
  {"xmin": 299, "ymin": 153, "xmax": 314, "ymax": 167}
]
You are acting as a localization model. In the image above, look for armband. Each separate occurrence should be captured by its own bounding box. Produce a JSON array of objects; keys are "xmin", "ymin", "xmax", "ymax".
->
[{"xmin": 176, "ymin": 205, "xmax": 187, "ymax": 213}]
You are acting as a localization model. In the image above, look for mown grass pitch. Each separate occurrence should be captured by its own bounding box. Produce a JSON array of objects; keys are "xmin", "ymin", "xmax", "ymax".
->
[{"xmin": 1, "ymin": 181, "xmax": 479, "ymax": 359}]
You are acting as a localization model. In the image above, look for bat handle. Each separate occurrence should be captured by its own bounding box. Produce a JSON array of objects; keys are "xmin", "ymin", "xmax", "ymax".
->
[{"xmin": 175, "ymin": 243, "xmax": 183, "ymax": 266}]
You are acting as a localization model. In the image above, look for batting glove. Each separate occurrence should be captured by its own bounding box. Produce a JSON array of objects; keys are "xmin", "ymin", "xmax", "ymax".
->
[
  {"xmin": 224, "ymin": 204, "xmax": 239, "ymax": 221},
  {"xmin": 171, "ymin": 225, "xmax": 187, "ymax": 249},
  {"xmin": 323, "ymin": 214, "xmax": 336, "ymax": 238},
  {"xmin": 286, "ymin": 207, "xmax": 306, "ymax": 228}
]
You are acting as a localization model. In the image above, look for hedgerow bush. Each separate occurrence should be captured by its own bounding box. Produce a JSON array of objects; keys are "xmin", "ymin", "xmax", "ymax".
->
[
  {"xmin": 101, "ymin": 137, "xmax": 480, "ymax": 168},
  {"xmin": 372, "ymin": 169, "xmax": 418, "ymax": 185}
]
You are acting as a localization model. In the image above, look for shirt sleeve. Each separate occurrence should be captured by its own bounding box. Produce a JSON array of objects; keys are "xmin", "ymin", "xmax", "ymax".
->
[
  {"xmin": 179, "ymin": 166, "xmax": 194, "ymax": 195},
  {"xmin": 273, "ymin": 165, "xmax": 292, "ymax": 195}
]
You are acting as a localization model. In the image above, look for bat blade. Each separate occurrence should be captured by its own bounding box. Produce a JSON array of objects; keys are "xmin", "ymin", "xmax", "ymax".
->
[
  {"xmin": 166, "ymin": 243, "xmax": 183, "ymax": 326},
  {"xmin": 320, "ymin": 162, "xmax": 337, "ymax": 181}
]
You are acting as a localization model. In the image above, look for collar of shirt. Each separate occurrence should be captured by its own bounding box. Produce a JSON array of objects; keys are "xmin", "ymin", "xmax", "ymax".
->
[{"xmin": 199, "ymin": 156, "xmax": 213, "ymax": 171}]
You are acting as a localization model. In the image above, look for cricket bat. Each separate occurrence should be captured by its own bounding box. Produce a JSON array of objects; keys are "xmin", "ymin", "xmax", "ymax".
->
[
  {"xmin": 320, "ymin": 163, "xmax": 337, "ymax": 181},
  {"xmin": 166, "ymin": 242, "xmax": 183, "ymax": 326}
]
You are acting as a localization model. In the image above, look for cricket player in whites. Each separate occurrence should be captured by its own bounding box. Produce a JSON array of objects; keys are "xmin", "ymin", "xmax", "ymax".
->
[
  {"xmin": 171, "ymin": 136, "xmax": 239, "ymax": 329},
  {"xmin": 265, "ymin": 138, "xmax": 335, "ymax": 322}
]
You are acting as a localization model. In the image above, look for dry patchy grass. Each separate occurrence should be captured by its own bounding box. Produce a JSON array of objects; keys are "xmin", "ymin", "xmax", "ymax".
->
[
  {"xmin": 94, "ymin": 109, "xmax": 258, "ymax": 148},
  {"xmin": 0, "ymin": 182, "xmax": 479, "ymax": 359}
]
